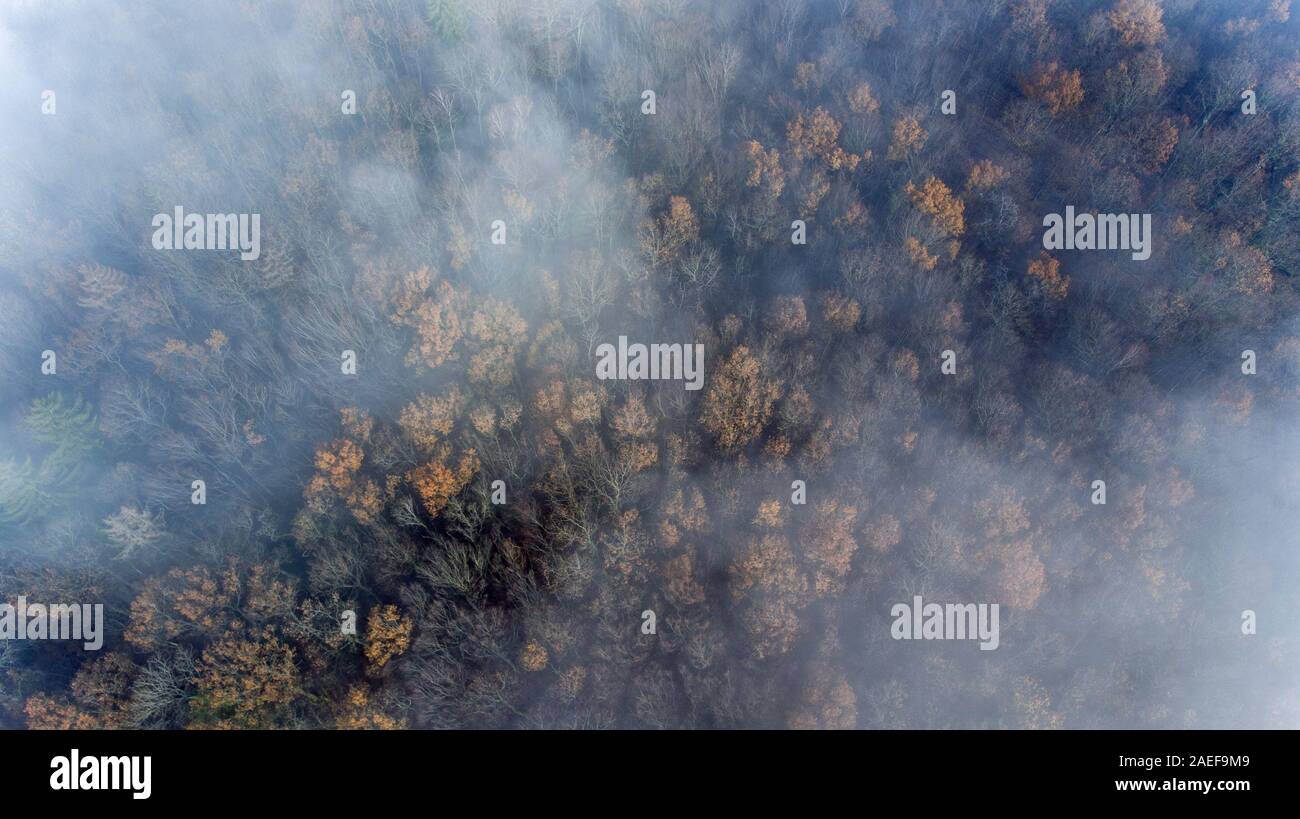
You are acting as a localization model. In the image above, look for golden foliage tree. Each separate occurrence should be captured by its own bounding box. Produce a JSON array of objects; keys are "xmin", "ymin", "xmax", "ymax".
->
[
  {"xmin": 1136, "ymin": 116, "xmax": 1179, "ymax": 174},
  {"xmin": 25, "ymin": 652, "xmax": 138, "ymax": 729},
  {"xmin": 864, "ymin": 513, "xmax": 902, "ymax": 552},
  {"xmin": 468, "ymin": 298, "xmax": 527, "ymax": 386},
  {"xmin": 788, "ymin": 107, "xmax": 862, "ymax": 172},
  {"xmin": 365, "ymin": 604, "xmax": 413, "ymax": 673},
  {"xmin": 847, "ymin": 81, "xmax": 880, "ymax": 114},
  {"xmin": 126, "ymin": 564, "xmax": 239, "ymax": 650},
  {"xmin": 753, "ymin": 498, "xmax": 787, "ymax": 529},
  {"xmin": 743, "ymin": 139, "xmax": 786, "ymax": 200},
  {"xmin": 664, "ymin": 552, "xmax": 706, "ymax": 607},
  {"xmin": 641, "ymin": 195, "xmax": 699, "ymax": 267},
  {"xmin": 24, "ymin": 694, "xmax": 98, "ymax": 730},
  {"xmin": 125, "ymin": 561, "xmax": 295, "ymax": 651},
  {"xmin": 611, "ymin": 392, "xmax": 659, "ymax": 472},
  {"xmin": 966, "ymin": 159, "xmax": 1010, "ymax": 191},
  {"xmin": 357, "ymin": 265, "xmax": 467, "ymax": 371},
  {"xmin": 310, "ymin": 438, "xmax": 364, "ymax": 496},
  {"xmin": 989, "ymin": 538, "xmax": 1047, "ymax": 610},
  {"xmin": 1027, "ymin": 252, "xmax": 1070, "ymax": 300},
  {"xmin": 336, "ymin": 685, "xmax": 406, "ymax": 729},
  {"xmin": 660, "ymin": 485, "xmax": 709, "ymax": 547},
  {"xmin": 905, "ymin": 177, "xmax": 965, "ymax": 238},
  {"xmin": 803, "ymin": 499, "xmax": 860, "ymax": 595},
  {"xmin": 399, "ymin": 388, "xmax": 463, "ymax": 453},
  {"xmin": 699, "ymin": 346, "xmax": 783, "ymax": 451},
  {"xmin": 305, "ymin": 433, "xmax": 382, "ymax": 525},
  {"xmin": 763, "ymin": 295, "xmax": 810, "ymax": 339},
  {"xmin": 788, "ymin": 662, "xmax": 857, "ymax": 729},
  {"xmin": 1020, "ymin": 62, "xmax": 1085, "ymax": 114},
  {"xmin": 407, "ymin": 447, "xmax": 479, "ymax": 518},
  {"xmin": 519, "ymin": 641, "xmax": 549, "ymax": 672},
  {"xmin": 1108, "ymin": 0, "xmax": 1165, "ymax": 46},
  {"xmin": 190, "ymin": 628, "xmax": 300, "ymax": 729},
  {"xmin": 905, "ymin": 236, "xmax": 939, "ymax": 270},
  {"xmin": 887, "ymin": 114, "xmax": 928, "ymax": 161},
  {"xmin": 730, "ymin": 533, "xmax": 808, "ymax": 659},
  {"xmin": 819, "ymin": 291, "xmax": 862, "ymax": 332},
  {"xmin": 1217, "ymin": 232, "xmax": 1275, "ymax": 296}
]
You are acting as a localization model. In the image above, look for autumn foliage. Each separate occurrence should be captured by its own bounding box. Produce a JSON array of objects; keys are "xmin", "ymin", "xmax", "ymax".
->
[
  {"xmin": 1020, "ymin": 62, "xmax": 1085, "ymax": 113},
  {"xmin": 5, "ymin": 0, "xmax": 1294, "ymax": 733},
  {"xmin": 364, "ymin": 605, "xmax": 413, "ymax": 673},
  {"xmin": 787, "ymin": 107, "xmax": 862, "ymax": 172},
  {"xmin": 905, "ymin": 176, "xmax": 966, "ymax": 237},
  {"xmin": 699, "ymin": 346, "xmax": 783, "ymax": 451}
]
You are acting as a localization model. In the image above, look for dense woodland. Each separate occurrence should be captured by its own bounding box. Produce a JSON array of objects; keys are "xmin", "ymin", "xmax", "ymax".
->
[{"xmin": 1, "ymin": 0, "xmax": 1298, "ymax": 729}]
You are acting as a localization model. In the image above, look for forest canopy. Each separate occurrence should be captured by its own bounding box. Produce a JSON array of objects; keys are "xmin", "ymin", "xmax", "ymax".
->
[{"xmin": 0, "ymin": 0, "xmax": 1297, "ymax": 729}]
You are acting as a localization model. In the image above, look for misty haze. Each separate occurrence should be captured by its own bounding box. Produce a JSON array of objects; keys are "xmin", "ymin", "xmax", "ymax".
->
[{"xmin": 0, "ymin": 0, "xmax": 1297, "ymax": 731}]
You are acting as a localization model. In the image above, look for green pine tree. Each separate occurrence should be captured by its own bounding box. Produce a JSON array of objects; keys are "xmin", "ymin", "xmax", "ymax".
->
[
  {"xmin": 426, "ymin": 0, "xmax": 467, "ymax": 42},
  {"xmin": 0, "ymin": 394, "xmax": 101, "ymax": 529},
  {"xmin": 26, "ymin": 392, "xmax": 100, "ymax": 454},
  {"xmin": 35, "ymin": 444, "xmax": 90, "ymax": 494},
  {"xmin": 0, "ymin": 457, "xmax": 50, "ymax": 527}
]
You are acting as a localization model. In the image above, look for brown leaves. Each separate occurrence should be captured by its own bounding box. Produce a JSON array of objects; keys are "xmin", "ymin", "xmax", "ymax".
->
[
  {"xmin": 302, "ymin": 408, "xmax": 391, "ymax": 525},
  {"xmin": 847, "ymin": 81, "xmax": 880, "ymax": 115},
  {"xmin": 640, "ymin": 195, "xmax": 699, "ymax": 267},
  {"xmin": 365, "ymin": 604, "xmax": 413, "ymax": 673},
  {"xmin": 312, "ymin": 439, "xmax": 364, "ymax": 493},
  {"xmin": 611, "ymin": 393, "xmax": 659, "ymax": 471},
  {"xmin": 25, "ymin": 694, "xmax": 100, "ymax": 729},
  {"xmin": 468, "ymin": 298, "xmax": 526, "ymax": 386},
  {"xmin": 1217, "ymin": 231, "xmax": 1275, "ymax": 296},
  {"xmin": 788, "ymin": 663, "xmax": 857, "ymax": 729},
  {"xmin": 788, "ymin": 107, "xmax": 862, "ymax": 172},
  {"xmin": 191, "ymin": 628, "xmax": 300, "ymax": 729},
  {"xmin": 405, "ymin": 281, "xmax": 469, "ymax": 371},
  {"xmin": 803, "ymin": 499, "xmax": 859, "ymax": 596},
  {"xmin": 519, "ymin": 641, "xmax": 549, "ymax": 672},
  {"xmin": 126, "ymin": 564, "xmax": 237, "ymax": 650},
  {"xmin": 819, "ymin": 291, "xmax": 862, "ymax": 332},
  {"xmin": 989, "ymin": 539, "xmax": 1047, "ymax": 610},
  {"xmin": 305, "ymin": 435, "xmax": 381, "ymax": 524},
  {"xmin": 699, "ymin": 346, "xmax": 783, "ymax": 451},
  {"xmin": 407, "ymin": 448, "xmax": 479, "ymax": 518},
  {"xmin": 976, "ymin": 485, "xmax": 1030, "ymax": 541},
  {"xmin": 763, "ymin": 295, "xmax": 810, "ymax": 339},
  {"xmin": 905, "ymin": 176, "xmax": 965, "ymax": 237},
  {"xmin": 336, "ymin": 685, "xmax": 405, "ymax": 729},
  {"xmin": 966, "ymin": 159, "xmax": 1010, "ymax": 192},
  {"xmin": 1027, "ymin": 252, "xmax": 1070, "ymax": 301},
  {"xmin": 1020, "ymin": 62, "xmax": 1085, "ymax": 114},
  {"xmin": 660, "ymin": 486, "xmax": 709, "ymax": 548},
  {"xmin": 363, "ymin": 264, "xmax": 470, "ymax": 372},
  {"xmin": 1135, "ymin": 115, "xmax": 1180, "ymax": 174},
  {"xmin": 125, "ymin": 561, "xmax": 297, "ymax": 651},
  {"xmin": 24, "ymin": 653, "xmax": 138, "ymax": 729},
  {"xmin": 730, "ymin": 532, "xmax": 808, "ymax": 660},
  {"xmin": 743, "ymin": 139, "xmax": 785, "ymax": 199},
  {"xmin": 399, "ymin": 389, "xmax": 463, "ymax": 453},
  {"xmin": 887, "ymin": 114, "xmax": 927, "ymax": 161},
  {"xmin": 905, "ymin": 236, "xmax": 939, "ymax": 270},
  {"xmin": 1108, "ymin": 0, "xmax": 1165, "ymax": 47}
]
